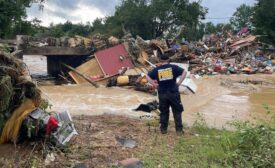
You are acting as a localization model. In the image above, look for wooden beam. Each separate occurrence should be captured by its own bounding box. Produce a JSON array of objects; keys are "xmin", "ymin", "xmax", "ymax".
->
[{"xmin": 61, "ymin": 63, "xmax": 99, "ymax": 88}]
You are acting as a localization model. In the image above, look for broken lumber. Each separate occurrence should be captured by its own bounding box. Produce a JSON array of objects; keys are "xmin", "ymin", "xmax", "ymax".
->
[{"xmin": 61, "ymin": 63, "xmax": 99, "ymax": 88}]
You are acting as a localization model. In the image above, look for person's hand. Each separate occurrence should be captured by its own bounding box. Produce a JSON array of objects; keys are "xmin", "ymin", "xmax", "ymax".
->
[{"xmin": 152, "ymin": 81, "xmax": 158, "ymax": 89}]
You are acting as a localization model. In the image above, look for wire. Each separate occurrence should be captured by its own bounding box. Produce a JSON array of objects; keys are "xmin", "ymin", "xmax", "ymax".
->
[{"xmin": 205, "ymin": 17, "xmax": 231, "ymax": 20}]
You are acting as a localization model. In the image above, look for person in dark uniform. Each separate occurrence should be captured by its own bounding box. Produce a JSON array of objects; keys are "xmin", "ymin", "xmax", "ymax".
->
[{"xmin": 145, "ymin": 54, "xmax": 187, "ymax": 135}]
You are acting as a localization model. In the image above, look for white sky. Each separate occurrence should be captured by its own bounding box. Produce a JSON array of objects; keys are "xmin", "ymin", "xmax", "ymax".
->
[{"xmin": 26, "ymin": 0, "xmax": 256, "ymax": 27}]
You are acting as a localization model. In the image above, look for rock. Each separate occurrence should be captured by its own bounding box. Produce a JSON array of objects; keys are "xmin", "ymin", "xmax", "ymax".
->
[
  {"xmin": 118, "ymin": 158, "xmax": 143, "ymax": 168},
  {"xmin": 116, "ymin": 137, "xmax": 137, "ymax": 148}
]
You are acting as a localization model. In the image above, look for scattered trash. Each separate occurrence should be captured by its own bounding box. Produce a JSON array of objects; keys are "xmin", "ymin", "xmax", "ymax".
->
[
  {"xmin": 134, "ymin": 100, "xmax": 159, "ymax": 113},
  {"xmin": 116, "ymin": 136, "xmax": 137, "ymax": 149},
  {"xmin": 52, "ymin": 110, "xmax": 78, "ymax": 146},
  {"xmin": 181, "ymin": 78, "xmax": 198, "ymax": 94},
  {"xmin": 45, "ymin": 153, "xmax": 55, "ymax": 166},
  {"xmin": 0, "ymin": 50, "xmax": 77, "ymax": 147},
  {"xmin": 12, "ymin": 30, "xmax": 273, "ymax": 89}
]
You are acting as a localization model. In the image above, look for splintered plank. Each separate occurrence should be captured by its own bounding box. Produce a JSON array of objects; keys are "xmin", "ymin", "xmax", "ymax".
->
[{"xmin": 68, "ymin": 58, "xmax": 103, "ymax": 84}]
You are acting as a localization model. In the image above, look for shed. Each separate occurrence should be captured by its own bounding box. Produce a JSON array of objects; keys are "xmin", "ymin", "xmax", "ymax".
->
[{"xmin": 69, "ymin": 44, "xmax": 134, "ymax": 84}]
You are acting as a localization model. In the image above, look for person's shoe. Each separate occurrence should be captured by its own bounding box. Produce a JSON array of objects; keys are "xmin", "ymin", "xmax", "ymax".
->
[
  {"xmin": 176, "ymin": 130, "xmax": 184, "ymax": 136},
  {"xmin": 160, "ymin": 129, "xmax": 168, "ymax": 134}
]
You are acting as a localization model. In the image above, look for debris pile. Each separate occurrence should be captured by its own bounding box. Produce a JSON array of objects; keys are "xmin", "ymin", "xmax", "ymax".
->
[
  {"xmin": 0, "ymin": 50, "xmax": 77, "ymax": 145},
  {"xmin": 0, "ymin": 52, "xmax": 41, "ymax": 132},
  {"xmin": 176, "ymin": 34, "xmax": 274, "ymax": 76},
  {"xmin": 121, "ymin": 32, "xmax": 274, "ymax": 76},
  {"xmin": 18, "ymin": 30, "xmax": 275, "ymax": 92},
  {"xmin": 22, "ymin": 33, "xmax": 112, "ymax": 52}
]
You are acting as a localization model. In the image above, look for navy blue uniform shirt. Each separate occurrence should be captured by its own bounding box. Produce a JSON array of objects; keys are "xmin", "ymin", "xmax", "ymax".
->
[{"xmin": 148, "ymin": 64, "xmax": 184, "ymax": 93}]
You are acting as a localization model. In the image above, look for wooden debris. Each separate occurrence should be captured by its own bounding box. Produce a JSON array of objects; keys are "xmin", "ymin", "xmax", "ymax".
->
[{"xmin": 62, "ymin": 63, "xmax": 99, "ymax": 88}]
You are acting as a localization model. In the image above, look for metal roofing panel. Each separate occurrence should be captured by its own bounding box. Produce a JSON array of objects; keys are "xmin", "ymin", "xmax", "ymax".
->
[{"xmin": 95, "ymin": 44, "xmax": 134, "ymax": 76}]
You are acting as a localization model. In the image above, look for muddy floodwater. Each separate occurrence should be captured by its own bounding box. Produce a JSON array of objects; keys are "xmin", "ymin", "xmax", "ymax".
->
[
  {"xmin": 200, "ymin": 88, "xmax": 275, "ymax": 127},
  {"xmin": 24, "ymin": 55, "xmax": 47, "ymax": 75},
  {"xmin": 24, "ymin": 55, "xmax": 275, "ymax": 128}
]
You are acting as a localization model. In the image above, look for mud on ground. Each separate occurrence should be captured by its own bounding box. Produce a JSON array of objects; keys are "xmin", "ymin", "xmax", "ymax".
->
[
  {"xmin": 0, "ymin": 115, "xmax": 182, "ymax": 168},
  {"xmin": 1, "ymin": 74, "xmax": 274, "ymax": 167}
]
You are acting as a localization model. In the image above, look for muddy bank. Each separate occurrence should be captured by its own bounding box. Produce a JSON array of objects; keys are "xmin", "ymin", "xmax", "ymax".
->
[{"xmin": 0, "ymin": 115, "xmax": 165, "ymax": 168}]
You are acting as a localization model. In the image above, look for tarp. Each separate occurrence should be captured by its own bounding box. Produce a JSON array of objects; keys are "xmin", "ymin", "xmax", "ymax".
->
[{"xmin": 0, "ymin": 99, "xmax": 36, "ymax": 144}]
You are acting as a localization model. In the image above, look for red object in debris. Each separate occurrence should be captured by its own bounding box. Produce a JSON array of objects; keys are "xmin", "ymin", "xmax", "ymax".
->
[
  {"xmin": 237, "ymin": 27, "xmax": 249, "ymax": 36},
  {"xmin": 95, "ymin": 44, "xmax": 134, "ymax": 76},
  {"xmin": 46, "ymin": 116, "xmax": 58, "ymax": 135},
  {"xmin": 214, "ymin": 65, "xmax": 222, "ymax": 72}
]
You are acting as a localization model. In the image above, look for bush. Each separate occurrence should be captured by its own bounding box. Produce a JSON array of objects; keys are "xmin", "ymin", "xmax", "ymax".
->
[{"xmin": 228, "ymin": 122, "xmax": 275, "ymax": 167}]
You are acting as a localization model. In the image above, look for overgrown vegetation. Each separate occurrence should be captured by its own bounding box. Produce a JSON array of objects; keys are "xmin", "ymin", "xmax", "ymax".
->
[{"xmin": 139, "ymin": 111, "xmax": 275, "ymax": 167}]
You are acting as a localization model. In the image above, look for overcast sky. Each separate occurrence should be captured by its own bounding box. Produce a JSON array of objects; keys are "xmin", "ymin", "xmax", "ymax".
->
[{"xmin": 26, "ymin": 0, "xmax": 256, "ymax": 27}]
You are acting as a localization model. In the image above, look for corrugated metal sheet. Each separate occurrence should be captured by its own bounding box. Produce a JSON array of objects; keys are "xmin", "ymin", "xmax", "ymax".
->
[{"xmin": 95, "ymin": 44, "xmax": 134, "ymax": 76}]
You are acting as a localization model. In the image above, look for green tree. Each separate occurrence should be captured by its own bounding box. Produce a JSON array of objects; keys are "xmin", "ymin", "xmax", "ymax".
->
[
  {"xmin": 176, "ymin": 0, "xmax": 207, "ymax": 41},
  {"xmin": 253, "ymin": 0, "xmax": 275, "ymax": 44},
  {"xmin": 151, "ymin": 0, "xmax": 207, "ymax": 39},
  {"xmin": 0, "ymin": 0, "xmax": 45, "ymax": 38},
  {"xmin": 103, "ymin": 0, "xmax": 207, "ymax": 40},
  {"xmin": 47, "ymin": 23, "xmax": 65, "ymax": 37},
  {"xmin": 112, "ymin": 0, "xmax": 153, "ymax": 39},
  {"xmin": 44, "ymin": 21, "xmax": 93, "ymax": 37},
  {"xmin": 204, "ymin": 22, "xmax": 216, "ymax": 34},
  {"xmin": 92, "ymin": 18, "xmax": 106, "ymax": 34},
  {"xmin": 222, "ymin": 23, "xmax": 234, "ymax": 32},
  {"xmin": 230, "ymin": 4, "xmax": 253, "ymax": 30}
]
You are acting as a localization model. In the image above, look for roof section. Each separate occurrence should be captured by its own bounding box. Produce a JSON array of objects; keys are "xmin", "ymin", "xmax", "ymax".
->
[{"xmin": 95, "ymin": 44, "xmax": 134, "ymax": 76}]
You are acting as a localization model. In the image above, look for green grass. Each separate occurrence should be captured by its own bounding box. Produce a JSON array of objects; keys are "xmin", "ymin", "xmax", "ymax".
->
[
  {"xmin": 138, "ymin": 113, "xmax": 275, "ymax": 168},
  {"xmin": 139, "ymin": 128, "xmax": 234, "ymax": 168}
]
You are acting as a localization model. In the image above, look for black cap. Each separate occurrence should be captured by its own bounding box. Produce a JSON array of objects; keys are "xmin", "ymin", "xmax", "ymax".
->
[{"xmin": 159, "ymin": 53, "xmax": 169, "ymax": 60}]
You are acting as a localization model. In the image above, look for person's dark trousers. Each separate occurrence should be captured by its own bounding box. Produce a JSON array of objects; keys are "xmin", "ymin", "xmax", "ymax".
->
[{"xmin": 158, "ymin": 91, "xmax": 184, "ymax": 132}]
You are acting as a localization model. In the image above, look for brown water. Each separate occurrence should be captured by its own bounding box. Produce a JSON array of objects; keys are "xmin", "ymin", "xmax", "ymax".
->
[
  {"xmin": 40, "ymin": 85, "xmax": 156, "ymax": 118},
  {"xmin": 249, "ymin": 88, "xmax": 275, "ymax": 122},
  {"xmin": 23, "ymin": 55, "xmax": 47, "ymax": 75},
  {"xmin": 199, "ymin": 88, "xmax": 275, "ymax": 128},
  {"xmin": 23, "ymin": 55, "xmax": 275, "ymax": 128},
  {"xmin": 199, "ymin": 94, "xmax": 250, "ymax": 128}
]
